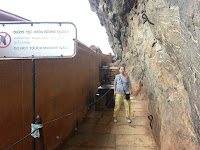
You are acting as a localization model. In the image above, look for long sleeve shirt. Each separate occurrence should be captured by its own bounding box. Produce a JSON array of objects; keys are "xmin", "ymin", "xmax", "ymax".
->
[{"xmin": 114, "ymin": 74, "xmax": 132, "ymax": 94}]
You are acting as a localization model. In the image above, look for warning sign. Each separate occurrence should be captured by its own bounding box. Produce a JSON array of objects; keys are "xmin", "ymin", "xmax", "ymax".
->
[
  {"xmin": 0, "ymin": 32, "xmax": 11, "ymax": 48},
  {"xmin": 0, "ymin": 22, "xmax": 77, "ymax": 59}
]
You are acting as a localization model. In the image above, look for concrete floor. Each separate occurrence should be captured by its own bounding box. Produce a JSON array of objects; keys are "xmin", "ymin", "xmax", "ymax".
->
[{"xmin": 59, "ymin": 95, "xmax": 158, "ymax": 150}]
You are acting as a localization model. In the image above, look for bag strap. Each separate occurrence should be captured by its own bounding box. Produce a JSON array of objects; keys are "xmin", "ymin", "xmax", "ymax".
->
[{"xmin": 119, "ymin": 75, "xmax": 126, "ymax": 94}]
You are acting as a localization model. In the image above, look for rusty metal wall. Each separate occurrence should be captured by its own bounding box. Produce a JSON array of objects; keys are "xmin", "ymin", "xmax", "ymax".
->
[{"xmin": 0, "ymin": 42, "xmax": 100, "ymax": 150}]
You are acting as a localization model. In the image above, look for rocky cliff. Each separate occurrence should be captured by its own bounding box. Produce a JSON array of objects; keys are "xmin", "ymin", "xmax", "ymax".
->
[{"xmin": 89, "ymin": 0, "xmax": 200, "ymax": 149}]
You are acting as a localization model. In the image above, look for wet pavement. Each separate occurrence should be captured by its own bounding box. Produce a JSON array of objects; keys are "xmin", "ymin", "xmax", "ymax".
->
[{"xmin": 58, "ymin": 95, "xmax": 158, "ymax": 150}]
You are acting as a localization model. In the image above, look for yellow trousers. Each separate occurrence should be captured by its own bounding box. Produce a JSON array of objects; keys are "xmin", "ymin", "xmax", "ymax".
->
[{"xmin": 113, "ymin": 94, "xmax": 131, "ymax": 118}]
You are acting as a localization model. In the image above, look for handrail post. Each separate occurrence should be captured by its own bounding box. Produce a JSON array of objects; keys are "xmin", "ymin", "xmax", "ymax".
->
[{"xmin": 35, "ymin": 115, "xmax": 45, "ymax": 150}]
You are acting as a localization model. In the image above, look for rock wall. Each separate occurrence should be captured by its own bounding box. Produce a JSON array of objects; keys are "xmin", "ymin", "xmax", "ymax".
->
[{"xmin": 89, "ymin": 0, "xmax": 200, "ymax": 149}]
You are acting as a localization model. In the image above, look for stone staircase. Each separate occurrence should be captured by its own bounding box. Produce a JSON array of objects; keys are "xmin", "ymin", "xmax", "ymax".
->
[
  {"xmin": 108, "ymin": 68, "xmax": 118, "ymax": 85},
  {"xmin": 100, "ymin": 62, "xmax": 118, "ymax": 85}
]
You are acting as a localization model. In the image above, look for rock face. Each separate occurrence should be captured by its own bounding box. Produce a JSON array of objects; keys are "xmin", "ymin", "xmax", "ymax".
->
[{"xmin": 88, "ymin": 0, "xmax": 200, "ymax": 149}]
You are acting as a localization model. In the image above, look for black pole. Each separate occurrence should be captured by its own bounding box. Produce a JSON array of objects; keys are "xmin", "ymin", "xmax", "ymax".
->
[{"xmin": 32, "ymin": 59, "xmax": 36, "ymax": 150}]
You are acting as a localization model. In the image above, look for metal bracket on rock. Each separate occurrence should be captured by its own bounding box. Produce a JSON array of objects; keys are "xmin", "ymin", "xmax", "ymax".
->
[
  {"xmin": 142, "ymin": 13, "xmax": 154, "ymax": 25},
  {"xmin": 148, "ymin": 115, "xmax": 153, "ymax": 129}
]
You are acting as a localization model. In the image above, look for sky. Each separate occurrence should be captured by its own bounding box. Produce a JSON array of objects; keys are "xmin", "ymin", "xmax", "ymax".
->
[{"xmin": 1, "ymin": 0, "xmax": 113, "ymax": 54}]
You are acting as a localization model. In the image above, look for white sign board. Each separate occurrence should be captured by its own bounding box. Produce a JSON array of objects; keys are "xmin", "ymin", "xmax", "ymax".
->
[{"xmin": 0, "ymin": 22, "xmax": 77, "ymax": 59}]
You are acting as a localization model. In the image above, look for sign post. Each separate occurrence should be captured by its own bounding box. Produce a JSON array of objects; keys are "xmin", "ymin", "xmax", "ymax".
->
[{"xmin": 0, "ymin": 22, "xmax": 77, "ymax": 150}]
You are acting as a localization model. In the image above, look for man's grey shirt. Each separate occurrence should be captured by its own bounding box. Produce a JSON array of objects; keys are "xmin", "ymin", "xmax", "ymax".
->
[{"xmin": 114, "ymin": 74, "xmax": 132, "ymax": 94}]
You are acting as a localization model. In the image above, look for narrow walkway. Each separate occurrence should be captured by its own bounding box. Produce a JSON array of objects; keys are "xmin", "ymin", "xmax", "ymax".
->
[{"xmin": 59, "ymin": 95, "xmax": 158, "ymax": 150}]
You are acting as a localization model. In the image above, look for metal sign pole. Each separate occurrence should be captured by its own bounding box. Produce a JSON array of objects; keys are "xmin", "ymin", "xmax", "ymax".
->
[{"xmin": 32, "ymin": 59, "xmax": 36, "ymax": 150}]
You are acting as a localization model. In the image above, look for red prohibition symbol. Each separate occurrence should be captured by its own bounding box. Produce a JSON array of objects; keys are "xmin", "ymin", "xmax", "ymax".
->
[{"xmin": 0, "ymin": 32, "xmax": 11, "ymax": 48}]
